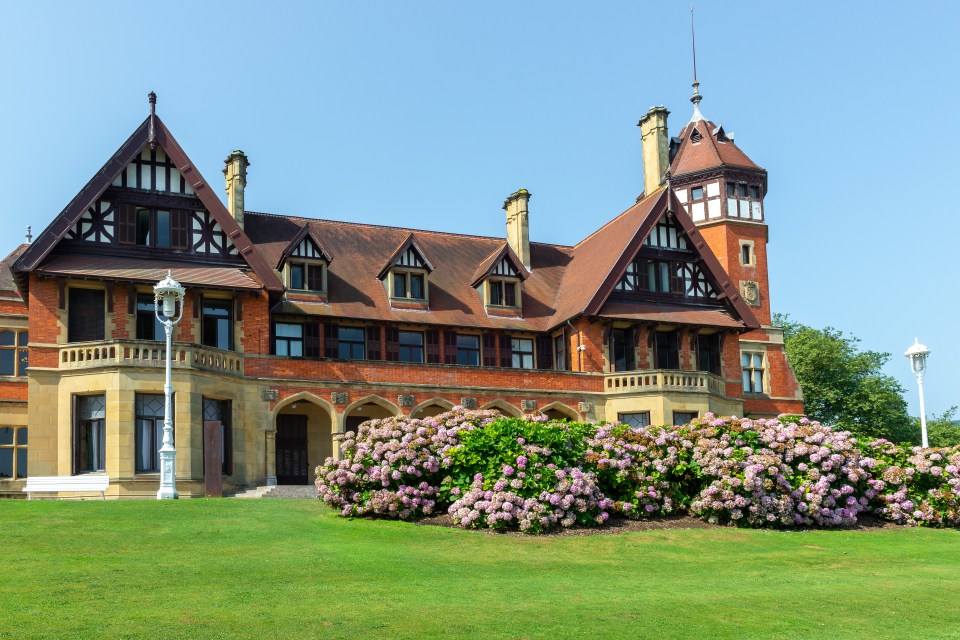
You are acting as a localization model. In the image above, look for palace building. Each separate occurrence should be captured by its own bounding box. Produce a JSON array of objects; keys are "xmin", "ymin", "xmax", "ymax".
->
[{"xmin": 0, "ymin": 88, "xmax": 802, "ymax": 498}]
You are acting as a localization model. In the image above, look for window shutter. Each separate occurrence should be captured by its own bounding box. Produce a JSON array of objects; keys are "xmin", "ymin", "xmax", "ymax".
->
[
  {"xmin": 385, "ymin": 327, "xmax": 400, "ymax": 361},
  {"xmin": 117, "ymin": 204, "xmax": 136, "ymax": 245},
  {"xmin": 482, "ymin": 333, "xmax": 497, "ymax": 367},
  {"xmin": 443, "ymin": 330, "xmax": 458, "ymax": 365},
  {"xmin": 425, "ymin": 329, "xmax": 440, "ymax": 364},
  {"xmin": 498, "ymin": 334, "xmax": 512, "ymax": 368},
  {"xmin": 366, "ymin": 326, "xmax": 382, "ymax": 361},
  {"xmin": 536, "ymin": 335, "xmax": 553, "ymax": 370},
  {"xmin": 68, "ymin": 289, "xmax": 105, "ymax": 342},
  {"xmin": 304, "ymin": 321, "xmax": 322, "ymax": 358},
  {"xmin": 171, "ymin": 210, "xmax": 189, "ymax": 250},
  {"xmin": 324, "ymin": 323, "xmax": 339, "ymax": 358}
]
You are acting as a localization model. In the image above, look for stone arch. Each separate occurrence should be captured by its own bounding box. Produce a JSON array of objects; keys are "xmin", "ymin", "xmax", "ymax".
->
[
  {"xmin": 539, "ymin": 401, "xmax": 580, "ymax": 421},
  {"xmin": 272, "ymin": 392, "xmax": 336, "ymax": 486},
  {"xmin": 271, "ymin": 391, "xmax": 336, "ymax": 421},
  {"xmin": 341, "ymin": 394, "xmax": 402, "ymax": 434},
  {"xmin": 479, "ymin": 399, "xmax": 523, "ymax": 418},
  {"xmin": 409, "ymin": 397, "xmax": 455, "ymax": 419}
]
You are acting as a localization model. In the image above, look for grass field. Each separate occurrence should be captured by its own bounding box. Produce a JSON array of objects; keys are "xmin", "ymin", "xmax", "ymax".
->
[{"xmin": 1, "ymin": 499, "xmax": 958, "ymax": 640}]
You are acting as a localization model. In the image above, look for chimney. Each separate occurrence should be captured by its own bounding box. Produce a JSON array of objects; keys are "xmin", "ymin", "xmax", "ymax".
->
[
  {"xmin": 223, "ymin": 150, "xmax": 250, "ymax": 228},
  {"xmin": 638, "ymin": 106, "xmax": 670, "ymax": 198},
  {"xmin": 503, "ymin": 189, "xmax": 531, "ymax": 270}
]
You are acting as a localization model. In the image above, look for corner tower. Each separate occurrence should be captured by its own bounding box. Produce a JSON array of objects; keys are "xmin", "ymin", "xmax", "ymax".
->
[{"xmin": 654, "ymin": 76, "xmax": 802, "ymax": 417}]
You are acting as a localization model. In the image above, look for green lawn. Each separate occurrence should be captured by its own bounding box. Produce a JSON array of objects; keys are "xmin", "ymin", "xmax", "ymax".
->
[{"xmin": 1, "ymin": 500, "xmax": 958, "ymax": 640}]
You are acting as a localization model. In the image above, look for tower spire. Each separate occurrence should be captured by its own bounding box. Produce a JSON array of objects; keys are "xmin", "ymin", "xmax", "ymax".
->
[{"xmin": 689, "ymin": 6, "xmax": 705, "ymax": 122}]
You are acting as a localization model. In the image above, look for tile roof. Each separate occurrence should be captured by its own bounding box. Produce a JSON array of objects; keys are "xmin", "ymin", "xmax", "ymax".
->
[
  {"xmin": 246, "ymin": 184, "xmax": 755, "ymax": 333},
  {"xmin": 597, "ymin": 301, "xmax": 746, "ymax": 329},
  {"xmin": 0, "ymin": 244, "xmax": 28, "ymax": 298},
  {"xmin": 246, "ymin": 213, "xmax": 571, "ymax": 331},
  {"xmin": 669, "ymin": 119, "xmax": 763, "ymax": 177},
  {"xmin": 35, "ymin": 255, "xmax": 263, "ymax": 290}
]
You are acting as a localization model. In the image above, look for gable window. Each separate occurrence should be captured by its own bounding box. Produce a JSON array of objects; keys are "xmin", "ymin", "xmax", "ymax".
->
[
  {"xmin": 135, "ymin": 393, "xmax": 172, "ymax": 474},
  {"xmin": 0, "ymin": 426, "xmax": 27, "ymax": 479},
  {"xmin": 338, "ymin": 327, "xmax": 366, "ymax": 360},
  {"xmin": 0, "ymin": 330, "xmax": 28, "ymax": 377},
  {"xmin": 511, "ymin": 338, "xmax": 535, "ymax": 369},
  {"xmin": 456, "ymin": 334, "xmax": 480, "ymax": 366},
  {"xmin": 68, "ymin": 288, "xmax": 105, "ymax": 343},
  {"xmin": 275, "ymin": 323, "xmax": 304, "ymax": 357},
  {"xmin": 610, "ymin": 328, "xmax": 635, "ymax": 372},
  {"xmin": 697, "ymin": 333, "xmax": 723, "ymax": 376},
  {"xmin": 742, "ymin": 352, "xmax": 765, "ymax": 393},
  {"xmin": 654, "ymin": 331, "xmax": 680, "ymax": 370},
  {"xmin": 392, "ymin": 270, "xmax": 426, "ymax": 300},
  {"xmin": 398, "ymin": 331, "xmax": 424, "ymax": 363},
  {"xmin": 118, "ymin": 205, "xmax": 189, "ymax": 250},
  {"xmin": 136, "ymin": 294, "xmax": 164, "ymax": 341},
  {"xmin": 74, "ymin": 394, "xmax": 106, "ymax": 474},
  {"xmin": 618, "ymin": 412, "xmax": 650, "ymax": 429},
  {"xmin": 488, "ymin": 278, "xmax": 518, "ymax": 307},
  {"xmin": 201, "ymin": 299, "xmax": 233, "ymax": 351}
]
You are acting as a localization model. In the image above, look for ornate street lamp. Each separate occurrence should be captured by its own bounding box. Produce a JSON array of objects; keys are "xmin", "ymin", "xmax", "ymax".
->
[
  {"xmin": 904, "ymin": 338, "xmax": 931, "ymax": 448},
  {"xmin": 154, "ymin": 271, "xmax": 186, "ymax": 499}
]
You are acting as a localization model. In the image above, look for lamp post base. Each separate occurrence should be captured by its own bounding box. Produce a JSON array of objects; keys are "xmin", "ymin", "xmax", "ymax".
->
[{"xmin": 157, "ymin": 448, "xmax": 178, "ymax": 500}]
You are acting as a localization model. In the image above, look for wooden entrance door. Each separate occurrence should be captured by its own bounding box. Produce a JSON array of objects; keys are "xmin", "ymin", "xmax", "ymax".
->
[{"xmin": 276, "ymin": 415, "xmax": 309, "ymax": 485}]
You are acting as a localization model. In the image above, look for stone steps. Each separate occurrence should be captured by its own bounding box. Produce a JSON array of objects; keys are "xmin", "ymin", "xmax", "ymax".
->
[{"xmin": 232, "ymin": 484, "xmax": 317, "ymax": 499}]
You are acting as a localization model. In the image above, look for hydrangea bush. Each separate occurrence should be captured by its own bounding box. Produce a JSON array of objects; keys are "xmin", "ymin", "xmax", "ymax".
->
[{"xmin": 315, "ymin": 408, "xmax": 960, "ymax": 533}]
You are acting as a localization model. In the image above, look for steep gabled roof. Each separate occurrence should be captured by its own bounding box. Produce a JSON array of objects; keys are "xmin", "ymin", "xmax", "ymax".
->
[
  {"xmin": 0, "ymin": 244, "xmax": 29, "ymax": 299},
  {"xmin": 375, "ymin": 232, "xmax": 435, "ymax": 279},
  {"xmin": 12, "ymin": 112, "xmax": 283, "ymax": 291},
  {"xmin": 469, "ymin": 242, "xmax": 530, "ymax": 288},
  {"xmin": 551, "ymin": 187, "xmax": 758, "ymax": 330},
  {"xmin": 669, "ymin": 118, "xmax": 764, "ymax": 178},
  {"xmin": 276, "ymin": 223, "xmax": 334, "ymax": 269}
]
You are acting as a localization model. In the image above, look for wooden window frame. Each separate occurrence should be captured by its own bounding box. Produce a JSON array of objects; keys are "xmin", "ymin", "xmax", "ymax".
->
[
  {"xmin": 388, "ymin": 268, "xmax": 428, "ymax": 302},
  {"xmin": 485, "ymin": 278, "xmax": 520, "ymax": 309},
  {"xmin": 285, "ymin": 259, "xmax": 327, "ymax": 294},
  {"xmin": 0, "ymin": 426, "xmax": 28, "ymax": 479},
  {"xmin": 742, "ymin": 351, "xmax": 766, "ymax": 394}
]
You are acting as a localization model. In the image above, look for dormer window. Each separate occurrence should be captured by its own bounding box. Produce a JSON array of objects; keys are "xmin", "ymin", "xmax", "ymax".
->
[
  {"xmin": 487, "ymin": 277, "xmax": 518, "ymax": 307},
  {"xmin": 287, "ymin": 260, "xmax": 326, "ymax": 292},
  {"xmin": 471, "ymin": 243, "xmax": 529, "ymax": 313},
  {"xmin": 278, "ymin": 224, "xmax": 333, "ymax": 295},
  {"xmin": 391, "ymin": 269, "xmax": 427, "ymax": 301},
  {"xmin": 378, "ymin": 233, "xmax": 434, "ymax": 307}
]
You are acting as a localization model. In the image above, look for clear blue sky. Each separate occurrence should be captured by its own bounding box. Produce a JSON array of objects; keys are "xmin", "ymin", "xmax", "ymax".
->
[{"xmin": 1, "ymin": 1, "xmax": 956, "ymax": 417}]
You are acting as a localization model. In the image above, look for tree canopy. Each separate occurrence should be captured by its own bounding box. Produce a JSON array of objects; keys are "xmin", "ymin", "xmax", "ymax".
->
[{"xmin": 774, "ymin": 314, "xmax": 916, "ymax": 444}]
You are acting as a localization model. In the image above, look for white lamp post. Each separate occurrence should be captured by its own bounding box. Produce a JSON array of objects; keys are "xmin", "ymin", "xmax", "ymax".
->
[
  {"xmin": 154, "ymin": 270, "xmax": 186, "ymax": 499},
  {"xmin": 904, "ymin": 338, "xmax": 931, "ymax": 448}
]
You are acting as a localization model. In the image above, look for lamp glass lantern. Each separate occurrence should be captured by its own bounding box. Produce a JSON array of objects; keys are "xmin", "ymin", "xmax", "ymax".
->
[{"xmin": 904, "ymin": 338, "xmax": 931, "ymax": 448}]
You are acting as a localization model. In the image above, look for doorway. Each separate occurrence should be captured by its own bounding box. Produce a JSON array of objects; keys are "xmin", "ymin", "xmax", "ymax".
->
[{"xmin": 276, "ymin": 414, "xmax": 309, "ymax": 485}]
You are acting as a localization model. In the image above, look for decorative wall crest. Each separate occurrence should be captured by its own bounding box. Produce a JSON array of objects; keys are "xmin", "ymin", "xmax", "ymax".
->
[{"xmin": 740, "ymin": 280, "xmax": 760, "ymax": 307}]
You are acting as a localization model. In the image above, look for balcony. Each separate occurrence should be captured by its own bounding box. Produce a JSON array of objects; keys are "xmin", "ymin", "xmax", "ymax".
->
[
  {"xmin": 59, "ymin": 340, "xmax": 243, "ymax": 376},
  {"xmin": 604, "ymin": 369, "xmax": 725, "ymax": 396}
]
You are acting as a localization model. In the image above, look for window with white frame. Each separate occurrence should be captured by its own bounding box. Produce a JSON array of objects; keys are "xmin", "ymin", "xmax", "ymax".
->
[
  {"xmin": 511, "ymin": 338, "xmax": 534, "ymax": 369},
  {"xmin": 74, "ymin": 394, "xmax": 106, "ymax": 474},
  {"xmin": 742, "ymin": 352, "xmax": 765, "ymax": 393}
]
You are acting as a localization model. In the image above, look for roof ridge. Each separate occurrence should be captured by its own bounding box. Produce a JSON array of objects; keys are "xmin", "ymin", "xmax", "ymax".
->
[
  {"xmin": 571, "ymin": 187, "xmax": 664, "ymax": 249},
  {"xmin": 244, "ymin": 210, "xmax": 575, "ymax": 249}
]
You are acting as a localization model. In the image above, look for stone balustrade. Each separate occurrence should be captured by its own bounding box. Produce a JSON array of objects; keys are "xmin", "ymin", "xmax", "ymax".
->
[
  {"xmin": 604, "ymin": 369, "xmax": 725, "ymax": 396},
  {"xmin": 59, "ymin": 340, "xmax": 243, "ymax": 376}
]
